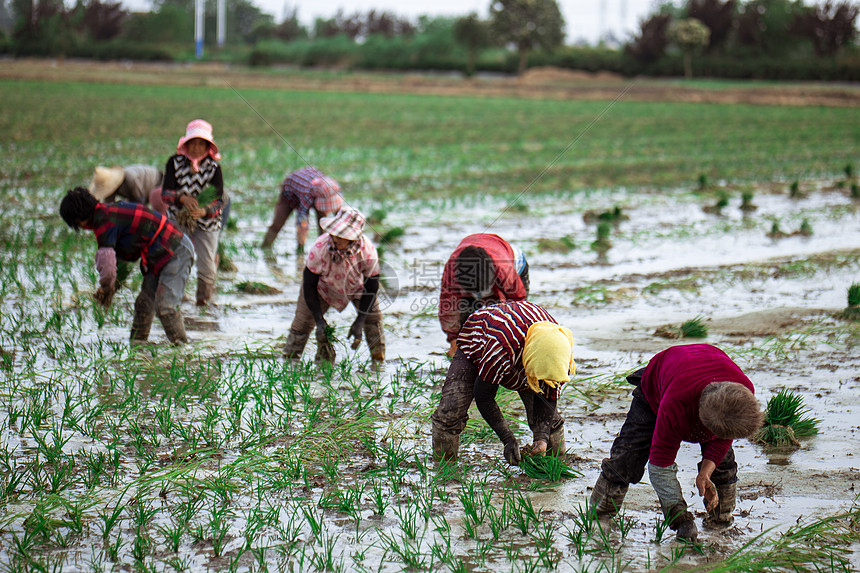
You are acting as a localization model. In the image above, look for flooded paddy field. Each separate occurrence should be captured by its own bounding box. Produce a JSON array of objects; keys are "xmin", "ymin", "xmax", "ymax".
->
[
  {"xmin": 1, "ymin": 174, "xmax": 858, "ymax": 572},
  {"xmin": 0, "ymin": 63, "xmax": 859, "ymax": 571}
]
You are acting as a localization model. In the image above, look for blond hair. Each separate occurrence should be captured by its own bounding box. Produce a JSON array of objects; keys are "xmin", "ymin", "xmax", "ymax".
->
[{"xmin": 699, "ymin": 382, "xmax": 764, "ymax": 439}]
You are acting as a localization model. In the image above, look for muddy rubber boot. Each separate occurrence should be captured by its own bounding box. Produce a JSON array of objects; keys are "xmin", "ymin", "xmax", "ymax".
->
[
  {"xmin": 589, "ymin": 473, "xmax": 629, "ymax": 517},
  {"xmin": 704, "ymin": 482, "xmax": 736, "ymax": 528},
  {"xmin": 662, "ymin": 499, "xmax": 696, "ymax": 540},
  {"xmin": 158, "ymin": 309, "xmax": 188, "ymax": 345},
  {"xmin": 130, "ymin": 299, "xmax": 155, "ymax": 345},
  {"xmin": 196, "ymin": 280, "xmax": 214, "ymax": 307},
  {"xmin": 547, "ymin": 425, "xmax": 566, "ymax": 456},
  {"xmin": 282, "ymin": 329, "xmax": 310, "ymax": 360},
  {"xmin": 432, "ymin": 426, "xmax": 460, "ymax": 462},
  {"xmin": 364, "ymin": 320, "xmax": 385, "ymax": 362}
]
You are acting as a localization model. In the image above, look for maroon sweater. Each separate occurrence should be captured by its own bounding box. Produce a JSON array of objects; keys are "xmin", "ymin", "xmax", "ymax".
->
[{"xmin": 640, "ymin": 344, "xmax": 754, "ymax": 467}]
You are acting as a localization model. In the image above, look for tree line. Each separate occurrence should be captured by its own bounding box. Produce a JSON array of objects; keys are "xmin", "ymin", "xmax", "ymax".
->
[{"xmin": 0, "ymin": 0, "xmax": 857, "ymax": 81}]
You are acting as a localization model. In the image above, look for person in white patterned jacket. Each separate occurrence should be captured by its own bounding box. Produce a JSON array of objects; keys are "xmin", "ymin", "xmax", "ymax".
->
[{"xmin": 160, "ymin": 119, "xmax": 225, "ymax": 306}]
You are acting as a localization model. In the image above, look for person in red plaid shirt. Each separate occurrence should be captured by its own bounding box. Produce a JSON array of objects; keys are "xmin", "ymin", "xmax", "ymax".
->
[
  {"xmin": 59, "ymin": 187, "xmax": 194, "ymax": 345},
  {"xmin": 261, "ymin": 166, "xmax": 344, "ymax": 256}
]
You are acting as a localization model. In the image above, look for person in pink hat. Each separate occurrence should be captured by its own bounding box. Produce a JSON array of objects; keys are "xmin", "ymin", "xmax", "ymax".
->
[
  {"xmin": 282, "ymin": 207, "xmax": 385, "ymax": 363},
  {"xmin": 159, "ymin": 119, "xmax": 226, "ymax": 306}
]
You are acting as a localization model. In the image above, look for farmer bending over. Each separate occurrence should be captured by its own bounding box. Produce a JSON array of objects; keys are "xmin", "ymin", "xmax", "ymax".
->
[
  {"xmin": 431, "ymin": 301, "xmax": 575, "ymax": 464},
  {"xmin": 89, "ymin": 165, "xmax": 162, "ymax": 205},
  {"xmin": 261, "ymin": 166, "xmax": 344, "ymax": 255},
  {"xmin": 59, "ymin": 187, "xmax": 194, "ymax": 345},
  {"xmin": 282, "ymin": 207, "xmax": 385, "ymax": 363},
  {"xmin": 589, "ymin": 343, "xmax": 763, "ymax": 543},
  {"xmin": 439, "ymin": 234, "xmax": 529, "ymax": 357}
]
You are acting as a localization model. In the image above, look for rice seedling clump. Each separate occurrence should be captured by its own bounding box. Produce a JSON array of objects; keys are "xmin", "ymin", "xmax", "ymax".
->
[
  {"xmin": 519, "ymin": 453, "xmax": 582, "ymax": 481},
  {"xmin": 753, "ymin": 388, "xmax": 820, "ymax": 447}
]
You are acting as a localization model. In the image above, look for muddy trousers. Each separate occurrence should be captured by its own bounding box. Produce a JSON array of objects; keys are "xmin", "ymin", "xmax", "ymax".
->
[
  {"xmin": 430, "ymin": 350, "xmax": 564, "ymax": 460},
  {"xmin": 597, "ymin": 385, "xmax": 737, "ymax": 524},
  {"xmin": 282, "ymin": 284, "xmax": 385, "ymax": 361},
  {"xmin": 130, "ymin": 235, "xmax": 194, "ymax": 345}
]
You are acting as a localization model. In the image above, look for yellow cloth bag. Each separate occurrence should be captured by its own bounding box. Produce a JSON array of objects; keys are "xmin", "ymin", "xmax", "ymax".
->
[{"xmin": 522, "ymin": 321, "xmax": 576, "ymax": 394}]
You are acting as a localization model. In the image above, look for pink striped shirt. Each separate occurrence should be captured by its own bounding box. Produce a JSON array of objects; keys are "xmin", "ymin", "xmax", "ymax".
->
[{"xmin": 457, "ymin": 301, "xmax": 562, "ymax": 398}]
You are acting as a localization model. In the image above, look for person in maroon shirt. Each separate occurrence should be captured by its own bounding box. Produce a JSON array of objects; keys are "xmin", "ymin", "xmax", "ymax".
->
[
  {"xmin": 60, "ymin": 187, "xmax": 194, "ymax": 345},
  {"xmin": 589, "ymin": 344, "xmax": 763, "ymax": 542}
]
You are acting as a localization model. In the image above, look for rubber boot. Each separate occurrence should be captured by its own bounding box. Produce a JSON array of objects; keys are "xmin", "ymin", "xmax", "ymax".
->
[
  {"xmin": 130, "ymin": 298, "xmax": 155, "ymax": 345},
  {"xmin": 158, "ymin": 309, "xmax": 188, "ymax": 345},
  {"xmin": 548, "ymin": 425, "xmax": 566, "ymax": 456},
  {"xmin": 196, "ymin": 280, "xmax": 214, "ymax": 307},
  {"xmin": 282, "ymin": 329, "xmax": 310, "ymax": 360},
  {"xmin": 432, "ymin": 425, "xmax": 460, "ymax": 462},
  {"xmin": 662, "ymin": 499, "xmax": 696, "ymax": 540},
  {"xmin": 363, "ymin": 320, "xmax": 385, "ymax": 362},
  {"xmin": 589, "ymin": 473, "xmax": 629, "ymax": 517},
  {"xmin": 704, "ymin": 482, "xmax": 736, "ymax": 528}
]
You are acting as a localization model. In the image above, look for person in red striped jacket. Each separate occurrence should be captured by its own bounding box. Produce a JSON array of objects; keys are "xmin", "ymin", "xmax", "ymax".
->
[
  {"xmin": 431, "ymin": 300, "xmax": 575, "ymax": 465},
  {"xmin": 438, "ymin": 233, "xmax": 529, "ymax": 357}
]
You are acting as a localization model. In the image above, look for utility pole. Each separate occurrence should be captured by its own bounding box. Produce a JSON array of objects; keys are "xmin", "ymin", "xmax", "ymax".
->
[
  {"xmin": 217, "ymin": 0, "xmax": 225, "ymax": 49},
  {"xmin": 195, "ymin": 0, "xmax": 204, "ymax": 59}
]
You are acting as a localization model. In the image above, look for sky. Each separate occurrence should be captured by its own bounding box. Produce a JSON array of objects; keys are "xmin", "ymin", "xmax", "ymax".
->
[{"xmin": 122, "ymin": 0, "xmax": 664, "ymax": 45}]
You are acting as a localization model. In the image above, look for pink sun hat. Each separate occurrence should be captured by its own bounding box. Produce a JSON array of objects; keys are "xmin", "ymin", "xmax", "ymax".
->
[
  {"xmin": 321, "ymin": 207, "xmax": 366, "ymax": 241},
  {"xmin": 176, "ymin": 119, "xmax": 221, "ymax": 161}
]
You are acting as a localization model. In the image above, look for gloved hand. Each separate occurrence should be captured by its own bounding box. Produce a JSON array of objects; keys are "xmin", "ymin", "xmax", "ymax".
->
[
  {"xmin": 503, "ymin": 440, "xmax": 522, "ymax": 466},
  {"xmin": 94, "ymin": 285, "xmax": 115, "ymax": 308},
  {"xmin": 676, "ymin": 520, "xmax": 699, "ymax": 543},
  {"xmin": 348, "ymin": 317, "xmax": 365, "ymax": 349}
]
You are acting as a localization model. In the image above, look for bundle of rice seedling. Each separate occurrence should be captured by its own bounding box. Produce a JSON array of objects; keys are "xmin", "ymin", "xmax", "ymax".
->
[
  {"xmin": 236, "ymin": 281, "xmax": 281, "ymax": 295},
  {"xmin": 519, "ymin": 453, "xmax": 581, "ymax": 481},
  {"xmin": 177, "ymin": 186, "xmax": 219, "ymax": 229},
  {"xmin": 753, "ymin": 388, "xmax": 820, "ymax": 446}
]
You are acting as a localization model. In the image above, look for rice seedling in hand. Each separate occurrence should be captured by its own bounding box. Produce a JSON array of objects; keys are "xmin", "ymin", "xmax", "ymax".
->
[
  {"xmin": 753, "ymin": 388, "xmax": 820, "ymax": 447},
  {"xmin": 519, "ymin": 452, "xmax": 581, "ymax": 481}
]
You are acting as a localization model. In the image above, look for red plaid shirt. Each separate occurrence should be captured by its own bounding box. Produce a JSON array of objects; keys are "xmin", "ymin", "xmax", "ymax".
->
[{"xmin": 91, "ymin": 202, "xmax": 185, "ymax": 274}]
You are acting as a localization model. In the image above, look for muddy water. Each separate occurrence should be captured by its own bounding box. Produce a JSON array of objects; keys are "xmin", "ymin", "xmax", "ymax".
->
[{"xmin": 171, "ymin": 181, "xmax": 860, "ymax": 568}]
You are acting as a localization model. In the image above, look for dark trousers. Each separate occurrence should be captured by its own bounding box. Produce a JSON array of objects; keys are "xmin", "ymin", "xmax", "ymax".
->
[
  {"xmin": 430, "ymin": 350, "xmax": 563, "ymax": 438},
  {"xmin": 600, "ymin": 373, "xmax": 737, "ymax": 488}
]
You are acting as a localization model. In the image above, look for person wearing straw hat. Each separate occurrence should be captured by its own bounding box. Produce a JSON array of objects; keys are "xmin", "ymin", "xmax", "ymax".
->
[
  {"xmin": 439, "ymin": 233, "xmax": 529, "ymax": 357},
  {"xmin": 88, "ymin": 165, "xmax": 163, "ymax": 205},
  {"xmin": 282, "ymin": 207, "xmax": 385, "ymax": 363},
  {"xmin": 160, "ymin": 119, "xmax": 225, "ymax": 306},
  {"xmin": 431, "ymin": 300, "xmax": 575, "ymax": 465},
  {"xmin": 59, "ymin": 187, "xmax": 194, "ymax": 345},
  {"xmin": 261, "ymin": 166, "xmax": 344, "ymax": 255},
  {"xmin": 588, "ymin": 344, "xmax": 763, "ymax": 543}
]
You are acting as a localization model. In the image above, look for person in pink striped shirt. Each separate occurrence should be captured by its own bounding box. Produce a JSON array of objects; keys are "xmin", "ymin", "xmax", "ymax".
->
[{"xmin": 431, "ymin": 301, "xmax": 575, "ymax": 465}]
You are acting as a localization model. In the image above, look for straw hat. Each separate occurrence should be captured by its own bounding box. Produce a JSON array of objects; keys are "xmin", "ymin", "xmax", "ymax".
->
[
  {"xmin": 88, "ymin": 166, "xmax": 124, "ymax": 201},
  {"xmin": 176, "ymin": 119, "xmax": 221, "ymax": 159},
  {"xmin": 320, "ymin": 207, "xmax": 365, "ymax": 241}
]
